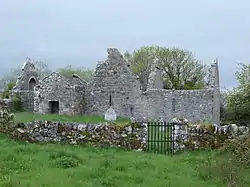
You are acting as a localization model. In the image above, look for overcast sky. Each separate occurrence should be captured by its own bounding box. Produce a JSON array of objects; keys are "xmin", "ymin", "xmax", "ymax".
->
[{"xmin": 0, "ymin": 0, "xmax": 249, "ymax": 89}]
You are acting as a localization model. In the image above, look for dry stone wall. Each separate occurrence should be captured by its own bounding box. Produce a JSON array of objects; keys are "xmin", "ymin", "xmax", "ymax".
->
[
  {"xmin": 10, "ymin": 121, "xmax": 147, "ymax": 150},
  {"xmin": 172, "ymin": 119, "xmax": 249, "ymax": 152},
  {"xmin": 0, "ymin": 100, "xmax": 14, "ymax": 128},
  {"xmin": 0, "ymin": 104, "xmax": 248, "ymax": 153}
]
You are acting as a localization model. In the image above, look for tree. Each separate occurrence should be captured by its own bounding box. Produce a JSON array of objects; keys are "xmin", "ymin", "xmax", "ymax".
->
[
  {"xmin": 125, "ymin": 46, "xmax": 207, "ymax": 90},
  {"xmin": 124, "ymin": 46, "xmax": 157, "ymax": 91},
  {"xmin": 223, "ymin": 63, "xmax": 250, "ymax": 125},
  {"xmin": 57, "ymin": 65, "xmax": 94, "ymax": 82},
  {"xmin": 156, "ymin": 47, "xmax": 207, "ymax": 90},
  {"xmin": 235, "ymin": 62, "xmax": 250, "ymax": 88},
  {"xmin": 1, "ymin": 82, "xmax": 16, "ymax": 98}
]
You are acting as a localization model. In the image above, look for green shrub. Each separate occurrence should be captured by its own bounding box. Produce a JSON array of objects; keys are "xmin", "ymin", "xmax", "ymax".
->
[
  {"xmin": 9, "ymin": 95, "xmax": 23, "ymax": 112},
  {"xmin": 198, "ymin": 153, "xmax": 243, "ymax": 187},
  {"xmin": 1, "ymin": 82, "xmax": 15, "ymax": 99},
  {"xmin": 198, "ymin": 135, "xmax": 250, "ymax": 186},
  {"xmin": 221, "ymin": 63, "xmax": 250, "ymax": 127},
  {"xmin": 52, "ymin": 156, "xmax": 80, "ymax": 169},
  {"xmin": 49, "ymin": 151, "xmax": 82, "ymax": 169},
  {"xmin": 220, "ymin": 135, "xmax": 250, "ymax": 168}
]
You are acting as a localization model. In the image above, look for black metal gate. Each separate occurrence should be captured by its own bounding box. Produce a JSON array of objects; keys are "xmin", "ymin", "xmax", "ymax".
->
[{"xmin": 146, "ymin": 121, "xmax": 175, "ymax": 155}]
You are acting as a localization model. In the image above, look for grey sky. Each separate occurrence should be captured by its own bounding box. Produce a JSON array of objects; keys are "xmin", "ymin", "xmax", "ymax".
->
[{"xmin": 0, "ymin": 0, "xmax": 249, "ymax": 89}]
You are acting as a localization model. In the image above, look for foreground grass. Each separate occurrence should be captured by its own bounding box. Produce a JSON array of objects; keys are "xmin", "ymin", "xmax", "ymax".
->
[
  {"xmin": 1, "ymin": 134, "xmax": 250, "ymax": 187},
  {"xmin": 14, "ymin": 112, "xmax": 129, "ymax": 124}
]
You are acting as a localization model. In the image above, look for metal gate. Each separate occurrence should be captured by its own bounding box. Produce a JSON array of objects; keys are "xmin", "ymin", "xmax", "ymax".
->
[{"xmin": 146, "ymin": 121, "xmax": 176, "ymax": 155}]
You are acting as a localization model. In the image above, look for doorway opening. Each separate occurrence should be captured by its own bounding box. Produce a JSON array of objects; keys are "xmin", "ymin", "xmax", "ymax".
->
[{"xmin": 49, "ymin": 101, "xmax": 59, "ymax": 114}]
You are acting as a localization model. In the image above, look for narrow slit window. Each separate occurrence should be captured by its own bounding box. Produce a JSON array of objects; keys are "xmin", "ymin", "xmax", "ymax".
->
[
  {"xmin": 130, "ymin": 105, "xmax": 134, "ymax": 117},
  {"xmin": 172, "ymin": 98, "xmax": 176, "ymax": 112},
  {"xmin": 109, "ymin": 93, "xmax": 112, "ymax": 106}
]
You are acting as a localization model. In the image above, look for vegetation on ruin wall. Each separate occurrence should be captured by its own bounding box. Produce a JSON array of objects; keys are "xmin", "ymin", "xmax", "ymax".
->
[{"xmin": 14, "ymin": 112, "xmax": 130, "ymax": 124}]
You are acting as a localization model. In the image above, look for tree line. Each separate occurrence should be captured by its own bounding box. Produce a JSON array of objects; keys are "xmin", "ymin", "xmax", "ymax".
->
[{"xmin": 0, "ymin": 45, "xmax": 249, "ymax": 125}]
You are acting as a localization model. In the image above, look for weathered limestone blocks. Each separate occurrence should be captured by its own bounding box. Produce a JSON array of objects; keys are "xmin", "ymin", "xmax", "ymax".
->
[
  {"xmin": 0, "ymin": 100, "xmax": 14, "ymax": 129},
  {"xmin": 9, "ymin": 120, "xmax": 147, "ymax": 151},
  {"xmin": 173, "ymin": 118, "xmax": 250, "ymax": 152}
]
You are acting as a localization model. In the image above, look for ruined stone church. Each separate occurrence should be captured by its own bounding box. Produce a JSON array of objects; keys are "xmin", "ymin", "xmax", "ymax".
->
[{"xmin": 12, "ymin": 48, "xmax": 220, "ymax": 124}]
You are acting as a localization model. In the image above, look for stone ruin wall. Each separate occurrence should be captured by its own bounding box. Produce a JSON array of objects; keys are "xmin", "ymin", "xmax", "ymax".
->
[
  {"xmin": 16, "ymin": 91, "xmax": 35, "ymax": 111},
  {"xmin": 11, "ymin": 48, "xmax": 220, "ymax": 125},
  {"xmin": 134, "ymin": 89, "xmax": 214, "ymax": 122},
  {"xmin": 12, "ymin": 58, "xmax": 39, "ymax": 111},
  {"xmin": 132, "ymin": 57, "xmax": 220, "ymax": 123},
  {"xmin": 210, "ymin": 60, "xmax": 220, "ymax": 125},
  {"xmin": 86, "ymin": 48, "xmax": 220, "ymax": 124},
  {"xmin": 34, "ymin": 72, "xmax": 86, "ymax": 115},
  {"xmin": 85, "ymin": 48, "xmax": 141, "ymax": 118}
]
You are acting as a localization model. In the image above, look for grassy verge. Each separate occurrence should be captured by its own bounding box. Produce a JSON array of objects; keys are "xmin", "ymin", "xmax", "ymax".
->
[
  {"xmin": 14, "ymin": 112, "xmax": 130, "ymax": 124},
  {"xmin": 1, "ymin": 133, "xmax": 247, "ymax": 187}
]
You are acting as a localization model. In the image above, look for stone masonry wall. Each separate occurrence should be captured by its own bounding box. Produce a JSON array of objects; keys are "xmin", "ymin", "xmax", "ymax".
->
[
  {"xmin": 34, "ymin": 72, "xmax": 85, "ymax": 115},
  {"xmin": 1, "ymin": 105, "xmax": 248, "ymax": 154},
  {"xmin": 85, "ymin": 48, "xmax": 220, "ymax": 124},
  {"xmin": 86, "ymin": 48, "xmax": 141, "ymax": 118},
  {"xmin": 9, "ymin": 121, "xmax": 147, "ymax": 151},
  {"xmin": 11, "ymin": 58, "xmax": 39, "ymax": 111},
  {"xmin": 172, "ymin": 118, "xmax": 249, "ymax": 153},
  {"xmin": 12, "ymin": 91, "xmax": 35, "ymax": 111},
  {"xmin": 13, "ymin": 58, "xmax": 38, "ymax": 91},
  {"xmin": 11, "ymin": 48, "xmax": 220, "ymax": 125},
  {"xmin": 134, "ymin": 89, "xmax": 214, "ymax": 122}
]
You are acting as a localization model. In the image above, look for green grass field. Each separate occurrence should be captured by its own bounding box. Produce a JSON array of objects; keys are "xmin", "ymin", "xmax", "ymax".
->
[
  {"xmin": 0, "ymin": 133, "xmax": 241, "ymax": 187},
  {"xmin": 14, "ymin": 112, "xmax": 130, "ymax": 124},
  {"xmin": 5, "ymin": 112, "xmax": 249, "ymax": 186}
]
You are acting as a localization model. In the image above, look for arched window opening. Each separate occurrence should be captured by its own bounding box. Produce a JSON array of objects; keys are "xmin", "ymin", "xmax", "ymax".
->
[{"xmin": 29, "ymin": 78, "xmax": 36, "ymax": 91}]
